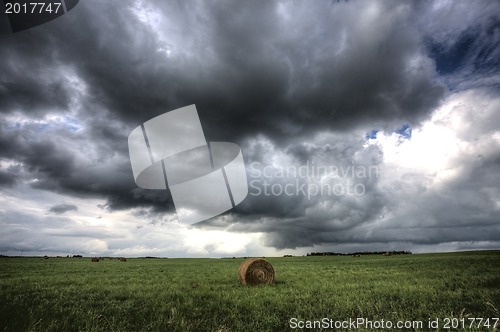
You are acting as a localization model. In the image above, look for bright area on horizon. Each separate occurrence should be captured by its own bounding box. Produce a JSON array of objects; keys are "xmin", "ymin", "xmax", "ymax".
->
[{"xmin": 0, "ymin": 0, "xmax": 499, "ymax": 257}]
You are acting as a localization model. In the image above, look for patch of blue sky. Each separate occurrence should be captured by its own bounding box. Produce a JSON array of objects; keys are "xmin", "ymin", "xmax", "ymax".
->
[
  {"xmin": 365, "ymin": 129, "xmax": 378, "ymax": 140},
  {"xmin": 395, "ymin": 124, "xmax": 411, "ymax": 139},
  {"xmin": 425, "ymin": 20, "xmax": 500, "ymax": 91}
]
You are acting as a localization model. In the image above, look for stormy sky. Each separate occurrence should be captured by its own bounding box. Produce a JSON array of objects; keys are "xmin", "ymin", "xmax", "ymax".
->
[{"xmin": 0, "ymin": 0, "xmax": 499, "ymax": 257}]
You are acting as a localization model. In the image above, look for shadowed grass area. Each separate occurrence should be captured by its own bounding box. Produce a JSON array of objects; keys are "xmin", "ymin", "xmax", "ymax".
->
[{"xmin": 0, "ymin": 251, "xmax": 499, "ymax": 331}]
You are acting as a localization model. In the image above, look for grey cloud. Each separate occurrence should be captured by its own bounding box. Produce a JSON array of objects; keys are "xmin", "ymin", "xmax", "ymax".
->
[
  {"xmin": 0, "ymin": 162, "xmax": 22, "ymax": 187},
  {"xmin": 0, "ymin": 170, "xmax": 16, "ymax": 186},
  {"xmin": 48, "ymin": 204, "xmax": 77, "ymax": 214},
  {"xmin": 203, "ymin": 91, "xmax": 500, "ymax": 250},
  {"xmin": 1, "ymin": 1, "xmax": 445, "ymax": 139},
  {"xmin": 196, "ymin": 131, "xmax": 387, "ymax": 247},
  {"xmin": 2, "ymin": 0, "xmax": 443, "ymax": 158}
]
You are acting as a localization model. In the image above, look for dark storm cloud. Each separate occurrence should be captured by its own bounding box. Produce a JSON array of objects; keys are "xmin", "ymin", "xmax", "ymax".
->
[
  {"xmin": 0, "ymin": 0, "xmax": 444, "ymax": 209},
  {"xmin": 0, "ymin": 1, "xmax": 201, "ymax": 212},
  {"xmin": 0, "ymin": 160, "xmax": 23, "ymax": 187},
  {"xmin": 197, "ymin": 131, "xmax": 388, "ymax": 247},
  {"xmin": 0, "ymin": 121, "xmax": 74, "ymax": 189},
  {"xmin": 1, "ymin": 1, "xmax": 445, "ymax": 138},
  {"xmin": 0, "ymin": 115, "xmax": 171, "ymax": 212},
  {"xmin": 0, "ymin": 169, "xmax": 16, "ymax": 186},
  {"xmin": 160, "ymin": 0, "xmax": 445, "ymax": 140}
]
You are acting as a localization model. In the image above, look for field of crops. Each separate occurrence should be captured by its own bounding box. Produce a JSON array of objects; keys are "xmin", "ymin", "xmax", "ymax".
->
[{"xmin": 0, "ymin": 251, "xmax": 499, "ymax": 331}]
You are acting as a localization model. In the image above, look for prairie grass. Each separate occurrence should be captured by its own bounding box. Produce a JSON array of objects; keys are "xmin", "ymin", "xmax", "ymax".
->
[{"xmin": 0, "ymin": 251, "xmax": 498, "ymax": 331}]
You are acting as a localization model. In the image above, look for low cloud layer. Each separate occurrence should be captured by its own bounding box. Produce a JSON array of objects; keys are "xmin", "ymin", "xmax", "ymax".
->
[
  {"xmin": 49, "ymin": 204, "xmax": 78, "ymax": 215},
  {"xmin": 0, "ymin": 0, "xmax": 498, "ymax": 256}
]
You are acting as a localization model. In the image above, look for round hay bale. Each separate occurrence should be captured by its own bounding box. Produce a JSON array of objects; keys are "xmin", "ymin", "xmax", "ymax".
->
[{"xmin": 238, "ymin": 258, "xmax": 275, "ymax": 286}]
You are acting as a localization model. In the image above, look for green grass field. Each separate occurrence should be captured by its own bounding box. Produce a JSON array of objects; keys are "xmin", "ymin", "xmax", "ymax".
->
[{"xmin": 0, "ymin": 251, "xmax": 499, "ymax": 331}]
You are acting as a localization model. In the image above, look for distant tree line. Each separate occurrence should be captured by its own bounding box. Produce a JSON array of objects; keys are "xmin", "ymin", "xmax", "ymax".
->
[{"xmin": 307, "ymin": 250, "xmax": 412, "ymax": 256}]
